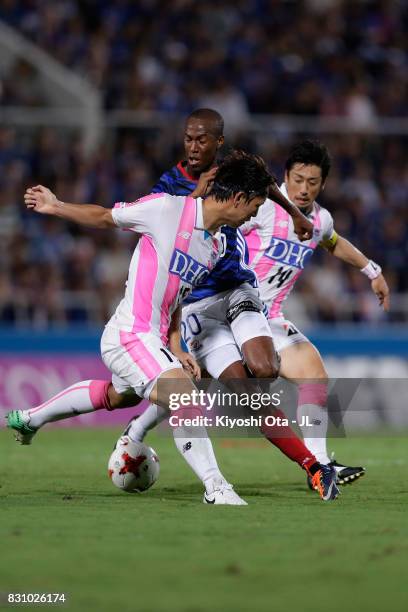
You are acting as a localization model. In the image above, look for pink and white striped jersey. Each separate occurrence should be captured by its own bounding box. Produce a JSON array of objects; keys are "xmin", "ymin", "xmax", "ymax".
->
[
  {"xmin": 109, "ymin": 193, "xmax": 221, "ymax": 343},
  {"xmin": 241, "ymin": 184, "xmax": 335, "ymax": 319}
]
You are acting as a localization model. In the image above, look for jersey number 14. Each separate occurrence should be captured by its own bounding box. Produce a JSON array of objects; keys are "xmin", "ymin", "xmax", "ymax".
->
[{"xmin": 267, "ymin": 266, "xmax": 293, "ymax": 288}]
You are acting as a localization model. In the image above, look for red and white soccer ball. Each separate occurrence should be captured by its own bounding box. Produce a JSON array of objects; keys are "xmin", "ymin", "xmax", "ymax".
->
[{"xmin": 108, "ymin": 440, "xmax": 160, "ymax": 493}]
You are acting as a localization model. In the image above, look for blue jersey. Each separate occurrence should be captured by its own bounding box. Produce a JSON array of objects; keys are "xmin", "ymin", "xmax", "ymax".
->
[
  {"xmin": 152, "ymin": 161, "xmax": 198, "ymax": 197},
  {"xmin": 152, "ymin": 162, "xmax": 257, "ymax": 302}
]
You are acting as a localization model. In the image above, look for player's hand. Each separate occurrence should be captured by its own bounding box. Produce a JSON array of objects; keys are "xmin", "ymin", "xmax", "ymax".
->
[
  {"xmin": 191, "ymin": 167, "xmax": 218, "ymax": 198},
  {"xmin": 177, "ymin": 352, "xmax": 201, "ymax": 380},
  {"xmin": 24, "ymin": 185, "xmax": 59, "ymax": 214},
  {"xmin": 371, "ymin": 274, "xmax": 390, "ymax": 311},
  {"xmin": 292, "ymin": 211, "xmax": 314, "ymax": 241}
]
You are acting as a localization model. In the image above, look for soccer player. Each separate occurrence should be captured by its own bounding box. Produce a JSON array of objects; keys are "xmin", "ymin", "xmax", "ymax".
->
[
  {"xmin": 7, "ymin": 150, "xmax": 275, "ymax": 505},
  {"xmin": 240, "ymin": 141, "xmax": 389, "ymax": 486},
  {"xmin": 9, "ymin": 116, "xmax": 338, "ymax": 501},
  {"xmin": 152, "ymin": 108, "xmax": 313, "ymax": 377},
  {"xmin": 119, "ymin": 110, "xmax": 340, "ymax": 501},
  {"xmin": 167, "ymin": 137, "xmax": 374, "ymax": 485}
]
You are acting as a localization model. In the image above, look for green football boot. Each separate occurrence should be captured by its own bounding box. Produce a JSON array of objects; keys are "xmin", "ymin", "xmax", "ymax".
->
[{"xmin": 6, "ymin": 410, "xmax": 38, "ymax": 445}]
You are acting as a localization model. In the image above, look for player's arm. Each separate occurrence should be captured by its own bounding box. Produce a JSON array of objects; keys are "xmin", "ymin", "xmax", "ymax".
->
[
  {"xmin": 24, "ymin": 185, "xmax": 115, "ymax": 228},
  {"xmin": 323, "ymin": 233, "xmax": 390, "ymax": 311},
  {"xmin": 268, "ymin": 183, "xmax": 313, "ymax": 241},
  {"xmin": 168, "ymin": 306, "xmax": 201, "ymax": 380}
]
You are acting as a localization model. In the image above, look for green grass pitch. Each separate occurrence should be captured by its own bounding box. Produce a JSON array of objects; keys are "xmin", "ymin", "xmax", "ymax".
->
[{"xmin": 1, "ymin": 428, "xmax": 407, "ymax": 612}]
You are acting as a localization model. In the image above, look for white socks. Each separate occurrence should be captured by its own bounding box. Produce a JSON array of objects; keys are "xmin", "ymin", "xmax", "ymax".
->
[
  {"xmin": 128, "ymin": 402, "xmax": 222, "ymax": 486},
  {"xmin": 297, "ymin": 403, "xmax": 330, "ymax": 465},
  {"xmin": 27, "ymin": 380, "xmax": 110, "ymax": 429},
  {"xmin": 126, "ymin": 404, "xmax": 168, "ymax": 442},
  {"xmin": 172, "ymin": 423, "xmax": 222, "ymax": 487}
]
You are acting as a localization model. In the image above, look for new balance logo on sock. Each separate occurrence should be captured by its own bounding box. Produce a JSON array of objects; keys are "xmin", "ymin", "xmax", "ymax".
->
[{"xmin": 182, "ymin": 441, "xmax": 192, "ymax": 453}]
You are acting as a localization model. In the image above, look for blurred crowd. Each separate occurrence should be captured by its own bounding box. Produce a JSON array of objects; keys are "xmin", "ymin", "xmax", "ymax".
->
[
  {"xmin": 0, "ymin": 0, "xmax": 407, "ymax": 328},
  {"xmin": 1, "ymin": 0, "xmax": 408, "ymax": 122},
  {"xmin": 1, "ymin": 124, "xmax": 407, "ymax": 328}
]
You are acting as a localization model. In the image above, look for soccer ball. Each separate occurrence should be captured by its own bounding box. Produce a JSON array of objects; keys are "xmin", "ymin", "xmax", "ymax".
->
[{"xmin": 108, "ymin": 439, "xmax": 160, "ymax": 493}]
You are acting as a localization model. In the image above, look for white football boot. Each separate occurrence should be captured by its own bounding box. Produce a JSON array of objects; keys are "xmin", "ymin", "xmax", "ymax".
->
[{"xmin": 203, "ymin": 477, "xmax": 248, "ymax": 505}]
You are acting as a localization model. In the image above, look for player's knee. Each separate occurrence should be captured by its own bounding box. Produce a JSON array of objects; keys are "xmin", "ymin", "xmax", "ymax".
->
[
  {"xmin": 107, "ymin": 384, "xmax": 126, "ymax": 410},
  {"xmin": 247, "ymin": 355, "xmax": 280, "ymax": 379}
]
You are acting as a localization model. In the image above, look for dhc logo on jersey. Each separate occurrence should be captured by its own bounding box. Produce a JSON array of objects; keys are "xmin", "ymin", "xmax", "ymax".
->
[
  {"xmin": 169, "ymin": 249, "xmax": 210, "ymax": 286},
  {"xmin": 265, "ymin": 238, "xmax": 314, "ymax": 269}
]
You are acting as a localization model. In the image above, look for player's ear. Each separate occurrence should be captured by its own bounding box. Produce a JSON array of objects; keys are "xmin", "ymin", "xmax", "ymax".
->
[
  {"xmin": 217, "ymin": 136, "xmax": 224, "ymax": 150},
  {"xmin": 233, "ymin": 191, "xmax": 246, "ymax": 207},
  {"xmin": 321, "ymin": 180, "xmax": 326, "ymax": 191}
]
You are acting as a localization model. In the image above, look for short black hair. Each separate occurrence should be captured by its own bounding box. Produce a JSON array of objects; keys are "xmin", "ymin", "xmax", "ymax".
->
[
  {"xmin": 186, "ymin": 108, "xmax": 224, "ymax": 138},
  {"xmin": 209, "ymin": 149, "xmax": 273, "ymax": 202},
  {"xmin": 285, "ymin": 140, "xmax": 331, "ymax": 182}
]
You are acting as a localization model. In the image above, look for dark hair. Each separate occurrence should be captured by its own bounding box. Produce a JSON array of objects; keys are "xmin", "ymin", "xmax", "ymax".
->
[
  {"xmin": 186, "ymin": 108, "xmax": 224, "ymax": 138},
  {"xmin": 209, "ymin": 149, "xmax": 273, "ymax": 202},
  {"xmin": 285, "ymin": 140, "xmax": 331, "ymax": 182}
]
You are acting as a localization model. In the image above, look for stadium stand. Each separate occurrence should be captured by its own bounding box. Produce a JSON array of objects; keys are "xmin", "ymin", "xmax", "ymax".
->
[{"xmin": 0, "ymin": 0, "xmax": 407, "ymax": 327}]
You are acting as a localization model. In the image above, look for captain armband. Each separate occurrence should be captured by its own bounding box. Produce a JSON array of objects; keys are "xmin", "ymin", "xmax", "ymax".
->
[
  {"xmin": 360, "ymin": 260, "xmax": 382, "ymax": 280},
  {"xmin": 319, "ymin": 230, "xmax": 338, "ymax": 251}
]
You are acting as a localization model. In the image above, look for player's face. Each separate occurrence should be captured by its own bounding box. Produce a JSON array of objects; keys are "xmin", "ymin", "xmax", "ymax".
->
[
  {"xmin": 285, "ymin": 163, "xmax": 325, "ymax": 211},
  {"xmin": 184, "ymin": 119, "xmax": 223, "ymax": 177},
  {"xmin": 228, "ymin": 193, "xmax": 266, "ymax": 227}
]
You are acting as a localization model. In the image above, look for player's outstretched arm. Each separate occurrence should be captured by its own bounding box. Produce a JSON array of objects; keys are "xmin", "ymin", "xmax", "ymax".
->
[
  {"xmin": 268, "ymin": 183, "xmax": 313, "ymax": 241},
  {"xmin": 24, "ymin": 185, "xmax": 115, "ymax": 229},
  {"xmin": 328, "ymin": 234, "xmax": 390, "ymax": 311}
]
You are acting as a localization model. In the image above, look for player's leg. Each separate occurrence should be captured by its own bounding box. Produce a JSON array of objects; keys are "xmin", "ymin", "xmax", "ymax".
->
[
  {"xmin": 279, "ymin": 340, "xmax": 330, "ymax": 464},
  {"xmin": 225, "ymin": 284, "xmax": 280, "ymax": 378},
  {"xmin": 219, "ymin": 358, "xmax": 319, "ymax": 470},
  {"xmin": 5, "ymin": 325, "xmax": 149, "ymax": 443},
  {"xmin": 199, "ymin": 343, "xmax": 338, "ymax": 501},
  {"xmin": 219, "ymin": 286, "xmax": 329, "ymax": 474},
  {"xmin": 277, "ymin": 326, "xmax": 365, "ymax": 486},
  {"xmin": 146, "ymin": 366, "xmax": 247, "ymax": 505},
  {"xmin": 181, "ymin": 301, "xmax": 338, "ymax": 500},
  {"xmin": 114, "ymin": 384, "xmax": 243, "ymax": 503},
  {"xmin": 119, "ymin": 403, "xmax": 166, "ymax": 444},
  {"xmin": 118, "ymin": 316, "xmax": 238, "ymax": 446},
  {"xmin": 110, "ymin": 328, "xmax": 246, "ymax": 505},
  {"xmin": 115, "ymin": 303, "xmax": 229, "ymax": 456},
  {"xmin": 146, "ymin": 366, "xmax": 246, "ymax": 505},
  {"xmin": 6, "ymin": 379, "xmax": 143, "ymax": 444}
]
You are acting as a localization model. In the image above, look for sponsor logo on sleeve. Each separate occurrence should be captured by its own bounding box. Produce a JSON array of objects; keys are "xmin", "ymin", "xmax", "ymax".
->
[{"xmin": 178, "ymin": 231, "xmax": 191, "ymax": 240}]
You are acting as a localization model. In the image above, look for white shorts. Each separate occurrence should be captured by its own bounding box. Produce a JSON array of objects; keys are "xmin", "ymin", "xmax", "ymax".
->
[
  {"xmin": 267, "ymin": 316, "xmax": 309, "ymax": 352},
  {"xmin": 181, "ymin": 283, "xmax": 273, "ymax": 379},
  {"xmin": 101, "ymin": 325, "xmax": 183, "ymax": 400}
]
